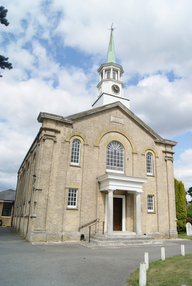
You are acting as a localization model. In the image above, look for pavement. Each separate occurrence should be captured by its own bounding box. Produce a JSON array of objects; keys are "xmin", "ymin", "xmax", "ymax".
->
[{"xmin": 0, "ymin": 227, "xmax": 192, "ymax": 286}]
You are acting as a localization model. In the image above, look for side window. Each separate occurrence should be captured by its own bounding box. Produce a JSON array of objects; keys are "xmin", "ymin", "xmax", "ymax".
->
[
  {"xmin": 106, "ymin": 141, "xmax": 124, "ymax": 172},
  {"xmin": 71, "ymin": 139, "xmax": 80, "ymax": 165},
  {"xmin": 146, "ymin": 152, "xmax": 153, "ymax": 175},
  {"xmin": 67, "ymin": 189, "xmax": 77, "ymax": 208},
  {"xmin": 147, "ymin": 195, "xmax": 154, "ymax": 212}
]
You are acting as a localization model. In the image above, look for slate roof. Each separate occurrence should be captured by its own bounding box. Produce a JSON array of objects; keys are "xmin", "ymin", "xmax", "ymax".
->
[{"xmin": 0, "ymin": 189, "xmax": 15, "ymax": 202}]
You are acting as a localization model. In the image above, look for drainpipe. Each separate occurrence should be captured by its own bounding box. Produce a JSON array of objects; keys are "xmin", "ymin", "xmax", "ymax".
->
[{"xmin": 26, "ymin": 132, "xmax": 41, "ymax": 238}]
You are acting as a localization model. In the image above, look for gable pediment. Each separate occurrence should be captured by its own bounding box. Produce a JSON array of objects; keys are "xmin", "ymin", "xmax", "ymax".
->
[{"xmin": 38, "ymin": 102, "xmax": 177, "ymax": 146}]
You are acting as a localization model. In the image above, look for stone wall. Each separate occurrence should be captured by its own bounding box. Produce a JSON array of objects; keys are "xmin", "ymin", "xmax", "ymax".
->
[{"xmin": 12, "ymin": 104, "xmax": 177, "ymax": 242}]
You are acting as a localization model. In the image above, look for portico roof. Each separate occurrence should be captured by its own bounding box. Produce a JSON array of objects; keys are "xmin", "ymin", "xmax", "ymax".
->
[{"xmin": 97, "ymin": 172, "xmax": 147, "ymax": 193}]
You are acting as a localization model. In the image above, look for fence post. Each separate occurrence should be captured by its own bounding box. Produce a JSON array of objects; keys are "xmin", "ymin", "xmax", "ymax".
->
[
  {"xmin": 161, "ymin": 247, "xmax": 165, "ymax": 261},
  {"xmin": 144, "ymin": 252, "xmax": 149, "ymax": 270},
  {"xmin": 139, "ymin": 262, "xmax": 146, "ymax": 286},
  {"xmin": 181, "ymin": 245, "xmax": 185, "ymax": 256}
]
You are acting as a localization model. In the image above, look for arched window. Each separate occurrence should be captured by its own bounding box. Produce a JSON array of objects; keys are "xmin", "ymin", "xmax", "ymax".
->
[
  {"xmin": 71, "ymin": 139, "xmax": 80, "ymax": 164},
  {"xmin": 146, "ymin": 152, "xmax": 153, "ymax": 175},
  {"xmin": 106, "ymin": 141, "xmax": 124, "ymax": 172}
]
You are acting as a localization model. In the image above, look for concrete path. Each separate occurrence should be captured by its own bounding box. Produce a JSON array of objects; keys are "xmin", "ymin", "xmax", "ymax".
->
[{"xmin": 0, "ymin": 227, "xmax": 192, "ymax": 286}]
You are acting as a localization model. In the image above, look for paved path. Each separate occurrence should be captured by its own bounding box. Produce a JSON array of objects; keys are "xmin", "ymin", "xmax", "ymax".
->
[{"xmin": 0, "ymin": 227, "xmax": 192, "ymax": 286}]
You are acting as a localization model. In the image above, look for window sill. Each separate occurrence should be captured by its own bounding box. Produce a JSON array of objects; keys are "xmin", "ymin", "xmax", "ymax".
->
[
  {"xmin": 147, "ymin": 174, "xmax": 155, "ymax": 177},
  {"xmin": 147, "ymin": 212, "xmax": 156, "ymax": 214},
  {"xmin": 70, "ymin": 164, "xmax": 81, "ymax": 168},
  {"xmin": 66, "ymin": 207, "xmax": 78, "ymax": 210},
  {"xmin": 106, "ymin": 169, "xmax": 124, "ymax": 174}
]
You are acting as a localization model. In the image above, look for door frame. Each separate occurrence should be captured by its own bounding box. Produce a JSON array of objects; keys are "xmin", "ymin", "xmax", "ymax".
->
[{"xmin": 105, "ymin": 194, "xmax": 126, "ymax": 232}]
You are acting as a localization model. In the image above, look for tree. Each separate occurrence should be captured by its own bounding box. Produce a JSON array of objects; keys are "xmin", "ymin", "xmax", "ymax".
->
[
  {"xmin": 0, "ymin": 6, "xmax": 12, "ymax": 77},
  {"xmin": 0, "ymin": 6, "xmax": 9, "ymax": 26},
  {"xmin": 187, "ymin": 187, "xmax": 192, "ymax": 199},
  {"xmin": 175, "ymin": 178, "xmax": 187, "ymax": 232}
]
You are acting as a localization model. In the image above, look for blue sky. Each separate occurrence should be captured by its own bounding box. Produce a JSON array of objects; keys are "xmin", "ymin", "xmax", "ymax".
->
[{"xmin": 0, "ymin": 0, "xmax": 192, "ymax": 192}]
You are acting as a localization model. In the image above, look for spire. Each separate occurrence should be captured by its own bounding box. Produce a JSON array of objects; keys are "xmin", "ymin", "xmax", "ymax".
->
[{"xmin": 106, "ymin": 23, "xmax": 116, "ymax": 64}]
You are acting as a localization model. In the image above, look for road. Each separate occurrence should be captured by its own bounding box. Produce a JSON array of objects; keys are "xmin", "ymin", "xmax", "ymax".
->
[{"xmin": 0, "ymin": 227, "xmax": 192, "ymax": 286}]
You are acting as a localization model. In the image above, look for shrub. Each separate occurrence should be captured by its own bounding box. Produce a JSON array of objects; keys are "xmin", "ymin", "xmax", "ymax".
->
[
  {"xmin": 175, "ymin": 178, "xmax": 187, "ymax": 232},
  {"xmin": 177, "ymin": 219, "xmax": 186, "ymax": 233},
  {"xmin": 187, "ymin": 204, "xmax": 192, "ymax": 218}
]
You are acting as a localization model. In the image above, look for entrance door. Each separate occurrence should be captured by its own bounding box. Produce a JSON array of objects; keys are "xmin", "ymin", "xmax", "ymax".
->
[{"xmin": 113, "ymin": 198, "xmax": 122, "ymax": 231}]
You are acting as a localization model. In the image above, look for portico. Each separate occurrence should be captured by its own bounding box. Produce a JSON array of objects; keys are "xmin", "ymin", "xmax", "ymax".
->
[{"xmin": 97, "ymin": 172, "xmax": 147, "ymax": 236}]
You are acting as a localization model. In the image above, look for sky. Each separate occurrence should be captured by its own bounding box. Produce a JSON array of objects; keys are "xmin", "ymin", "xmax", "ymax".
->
[{"xmin": 0, "ymin": 0, "xmax": 192, "ymax": 193}]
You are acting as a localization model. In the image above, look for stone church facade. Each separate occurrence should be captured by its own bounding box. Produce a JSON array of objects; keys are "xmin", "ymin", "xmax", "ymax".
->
[{"xmin": 12, "ymin": 27, "xmax": 177, "ymax": 242}]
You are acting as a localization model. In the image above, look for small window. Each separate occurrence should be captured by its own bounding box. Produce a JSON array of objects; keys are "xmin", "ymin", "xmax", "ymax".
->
[
  {"xmin": 147, "ymin": 195, "xmax": 154, "ymax": 212},
  {"xmin": 2, "ymin": 203, "xmax": 12, "ymax": 216},
  {"xmin": 106, "ymin": 71, "xmax": 110, "ymax": 79},
  {"xmin": 146, "ymin": 152, "xmax": 153, "ymax": 175},
  {"xmin": 106, "ymin": 141, "xmax": 124, "ymax": 172},
  {"xmin": 68, "ymin": 189, "xmax": 77, "ymax": 208},
  {"xmin": 71, "ymin": 139, "xmax": 80, "ymax": 165}
]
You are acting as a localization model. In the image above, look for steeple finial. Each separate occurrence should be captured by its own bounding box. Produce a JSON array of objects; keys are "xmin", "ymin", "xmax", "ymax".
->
[{"xmin": 106, "ymin": 23, "xmax": 116, "ymax": 64}]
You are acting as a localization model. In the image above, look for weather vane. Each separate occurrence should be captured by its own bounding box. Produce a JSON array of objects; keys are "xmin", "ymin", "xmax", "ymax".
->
[{"xmin": 108, "ymin": 23, "xmax": 116, "ymax": 31}]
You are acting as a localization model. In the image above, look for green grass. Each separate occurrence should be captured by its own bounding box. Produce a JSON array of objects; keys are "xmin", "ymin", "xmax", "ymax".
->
[
  {"xmin": 127, "ymin": 254, "xmax": 192, "ymax": 286},
  {"xmin": 178, "ymin": 232, "xmax": 192, "ymax": 241}
]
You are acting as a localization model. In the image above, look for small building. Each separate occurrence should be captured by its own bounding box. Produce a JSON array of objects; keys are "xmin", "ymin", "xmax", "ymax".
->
[
  {"xmin": 12, "ymin": 27, "xmax": 178, "ymax": 242},
  {"xmin": 0, "ymin": 189, "xmax": 15, "ymax": 226}
]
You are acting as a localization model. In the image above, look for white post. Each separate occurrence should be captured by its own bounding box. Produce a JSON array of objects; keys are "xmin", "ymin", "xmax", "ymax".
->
[
  {"xmin": 144, "ymin": 252, "xmax": 149, "ymax": 270},
  {"xmin": 110, "ymin": 67, "xmax": 113, "ymax": 79},
  {"xmin": 103, "ymin": 69, "xmax": 105, "ymax": 80},
  {"xmin": 107, "ymin": 190, "xmax": 114, "ymax": 235},
  {"xmin": 118, "ymin": 70, "xmax": 120, "ymax": 81},
  {"xmin": 161, "ymin": 247, "xmax": 165, "ymax": 261},
  {"xmin": 136, "ymin": 193, "xmax": 142, "ymax": 235},
  {"xmin": 181, "ymin": 245, "xmax": 185, "ymax": 256},
  {"xmin": 139, "ymin": 262, "xmax": 146, "ymax": 286}
]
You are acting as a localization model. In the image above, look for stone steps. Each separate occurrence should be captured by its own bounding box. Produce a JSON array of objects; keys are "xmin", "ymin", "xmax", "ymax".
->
[{"xmin": 90, "ymin": 234, "xmax": 163, "ymax": 246}]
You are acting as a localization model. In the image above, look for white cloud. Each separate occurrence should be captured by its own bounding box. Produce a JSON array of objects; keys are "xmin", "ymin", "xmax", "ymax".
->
[
  {"xmin": 127, "ymin": 74, "xmax": 192, "ymax": 138},
  {"xmin": 174, "ymin": 149, "xmax": 192, "ymax": 191},
  {"xmin": 1, "ymin": 0, "xmax": 192, "ymax": 191}
]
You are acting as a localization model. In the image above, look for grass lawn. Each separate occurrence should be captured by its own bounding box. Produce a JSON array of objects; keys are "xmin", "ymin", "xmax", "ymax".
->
[
  {"xmin": 127, "ymin": 254, "xmax": 192, "ymax": 286},
  {"xmin": 178, "ymin": 232, "xmax": 192, "ymax": 241}
]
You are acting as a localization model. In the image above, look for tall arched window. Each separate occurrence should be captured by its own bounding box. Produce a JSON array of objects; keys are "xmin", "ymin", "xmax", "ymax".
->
[
  {"xmin": 71, "ymin": 139, "xmax": 80, "ymax": 164},
  {"xmin": 146, "ymin": 152, "xmax": 153, "ymax": 175},
  {"xmin": 106, "ymin": 141, "xmax": 124, "ymax": 172}
]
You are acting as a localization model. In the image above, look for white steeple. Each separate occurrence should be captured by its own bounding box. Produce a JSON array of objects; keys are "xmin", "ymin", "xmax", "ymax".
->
[{"xmin": 92, "ymin": 24, "xmax": 130, "ymax": 109}]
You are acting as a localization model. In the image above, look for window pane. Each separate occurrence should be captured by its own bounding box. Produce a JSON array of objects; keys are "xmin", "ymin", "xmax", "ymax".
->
[
  {"xmin": 146, "ymin": 152, "xmax": 153, "ymax": 174},
  {"xmin": 68, "ymin": 189, "xmax": 77, "ymax": 207},
  {"xmin": 148, "ymin": 195, "xmax": 154, "ymax": 212},
  {"xmin": 71, "ymin": 139, "xmax": 80, "ymax": 164},
  {"xmin": 106, "ymin": 141, "xmax": 124, "ymax": 172}
]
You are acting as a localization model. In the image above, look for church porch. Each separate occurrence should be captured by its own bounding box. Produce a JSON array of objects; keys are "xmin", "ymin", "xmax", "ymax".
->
[{"xmin": 97, "ymin": 172, "xmax": 147, "ymax": 236}]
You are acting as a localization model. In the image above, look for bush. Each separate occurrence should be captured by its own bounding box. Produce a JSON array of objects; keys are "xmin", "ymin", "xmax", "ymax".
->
[
  {"xmin": 187, "ymin": 204, "xmax": 192, "ymax": 218},
  {"xmin": 177, "ymin": 219, "xmax": 186, "ymax": 233},
  {"xmin": 175, "ymin": 178, "xmax": 187, "ymax": 232}
]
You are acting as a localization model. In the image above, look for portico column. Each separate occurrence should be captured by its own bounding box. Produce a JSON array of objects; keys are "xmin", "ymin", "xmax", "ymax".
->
[
  {"xmin": 107, "ymin": 189, "xmax": 114, "ymax": 235},
  {"xmin": 136, "ymin": 193, "xmax": 142, "ymax": 235}
]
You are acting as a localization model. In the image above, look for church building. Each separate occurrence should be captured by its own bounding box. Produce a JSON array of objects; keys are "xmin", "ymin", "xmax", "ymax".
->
[{"xmin": 12, "ymin": 27, "xmax": 178, "ymax": 242}]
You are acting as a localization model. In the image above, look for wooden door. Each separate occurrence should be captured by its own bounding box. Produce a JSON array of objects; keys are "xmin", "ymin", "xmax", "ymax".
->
[{"xmin": 113, "ymin": 198, "xmax": 122, "ymax": 231}]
